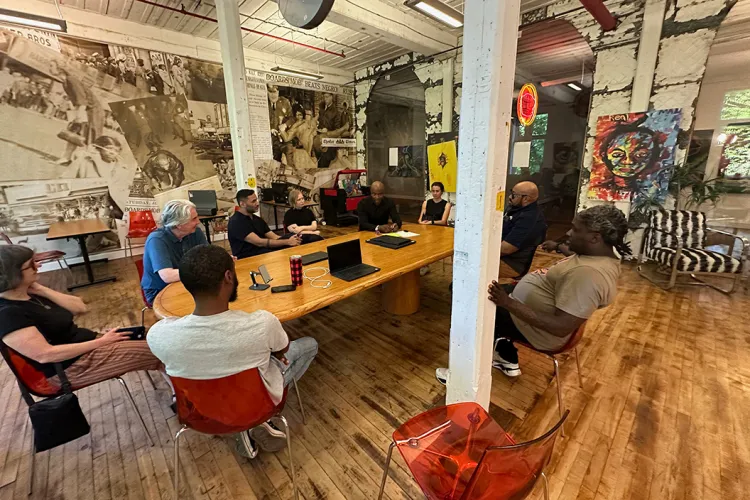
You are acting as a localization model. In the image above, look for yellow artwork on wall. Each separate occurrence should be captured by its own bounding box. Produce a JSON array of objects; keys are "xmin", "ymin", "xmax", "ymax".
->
[{"xmin": 427, "ymin": 140, "xmax": 458, "ymax": 192}]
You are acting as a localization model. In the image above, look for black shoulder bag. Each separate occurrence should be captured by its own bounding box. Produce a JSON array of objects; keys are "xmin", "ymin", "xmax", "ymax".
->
[{"xmin": 19, "ymin": 364, "xmax": 90, "ymax": 452}]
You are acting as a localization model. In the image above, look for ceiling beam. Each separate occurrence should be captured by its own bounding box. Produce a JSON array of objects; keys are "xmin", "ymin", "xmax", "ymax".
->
[
  {"xmin": 0, "ymin": 0, "xmax": 353, "ymax": 83},
  {"xmin": 324, "ymin": 0, "xmax": 459, "ymax": 55}
]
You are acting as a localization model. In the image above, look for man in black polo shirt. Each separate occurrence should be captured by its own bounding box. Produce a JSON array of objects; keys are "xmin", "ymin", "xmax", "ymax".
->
[
  {"xmin": 501, "ymin": 181, "xmax": 547, "ymax": 278},
  {"xmin": 357, "ymin": 181, "xmax": 402, "ymax": 233},
  {"xmin": 228, "ymin": 189, "xmax": 301, "ymax": 260}
]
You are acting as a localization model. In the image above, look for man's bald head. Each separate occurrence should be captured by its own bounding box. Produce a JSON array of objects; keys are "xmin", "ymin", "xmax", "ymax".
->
[
  {"xmin": 370, "ymin": 181, "xmax": 385, "ymax": 205},
  {"xmin": 510, "ymin": 181, "xmax": 539, "ymax": 207}
]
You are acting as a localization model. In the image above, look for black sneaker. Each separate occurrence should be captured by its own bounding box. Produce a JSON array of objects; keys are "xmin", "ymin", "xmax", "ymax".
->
[
  {"xmin": 236, "ymin": 431, "xmax": 259, "ymax": 459},
  {"xmin": 492, "ymin": 339, "xmax": 521, "ymax": 376}
]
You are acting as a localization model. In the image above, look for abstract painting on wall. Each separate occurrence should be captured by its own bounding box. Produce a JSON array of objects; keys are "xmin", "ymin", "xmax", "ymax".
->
[
  {"xmin": 588, "ymin": 109, "xmax": 682, "ymax": 207},
  {"xmin": 427, "ymin": 140, "xmax": 458, "ymax": 192}
]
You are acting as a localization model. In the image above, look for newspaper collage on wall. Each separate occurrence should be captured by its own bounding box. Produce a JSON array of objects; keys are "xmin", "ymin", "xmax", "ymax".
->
[
  {"xmin": 245, "ymin": 70, "xmax": 355, "ymax": 204},
  {"xmin": 0, "ymin": 26, "xmax": 355, "ymax": 257}
]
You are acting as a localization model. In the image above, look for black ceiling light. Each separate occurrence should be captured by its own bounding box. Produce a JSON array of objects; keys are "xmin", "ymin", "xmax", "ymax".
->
[{"xmin": 277, "ymin": 0, "xmax": 335, "ymax": 29}]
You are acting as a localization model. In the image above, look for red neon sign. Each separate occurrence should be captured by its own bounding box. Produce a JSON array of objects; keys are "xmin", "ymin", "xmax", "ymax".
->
[{"xmin": 517, "ymin": 83, "xmax": 538, "ymax": 127}]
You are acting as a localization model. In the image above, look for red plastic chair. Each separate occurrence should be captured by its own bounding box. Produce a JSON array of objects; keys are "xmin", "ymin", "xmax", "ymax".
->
[
  {"xmin": 511, "ymin": 322, "xmax": 586, "ymax": 436},
  {"xmin": 125, "ymin": 211, "xmax": 157, "ymax": 258},
  {"xmin": 378, "ymin": 402, "xmax": 568, "ymax": 500},
  {"xmin": 1, "ymin": 232, "xmax": 72, "ymax": 278},
  {"xmin": 0, "ymin": 341, "xmax": 155, "ymax": 494},
  {"xmin": 170, "ymin": 368, "xmax": 306, "ymax": 499}
]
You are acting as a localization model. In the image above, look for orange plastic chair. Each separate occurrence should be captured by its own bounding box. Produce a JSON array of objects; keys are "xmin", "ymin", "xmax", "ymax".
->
[
  {"xmin": 0, "ymin": 342, "xmax": 154, "ymax": 495},
  {"xmin": 511, "ymin": 322, "xmax": 586, "ymax": 435},
  {"xmin": 378, "ymin": 402, "xmax": 568, "ymax": 500},
  {"xmin": 171, "ymin": 368, "xmax": 306, "ymax": 499},
  {"xmin": 125, "ymin": 211, "xmax": 157, "ymax": 258}
]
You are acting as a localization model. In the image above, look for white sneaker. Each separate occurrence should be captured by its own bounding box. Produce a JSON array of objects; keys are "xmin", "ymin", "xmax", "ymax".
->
[
  {"xmin": 236, "ymin": 431, "xmax": 259, "ymax": 459},
  {"xmin": 250, "ymin": 420, "xmax": 287, "ymax": 452},
  {"xmin": 492, "ymin": 352, "xmax": 521, "ymax": 377},
  {"xmin": 435, "ymin": 367, "xmax": 448, "ymax": 386}
]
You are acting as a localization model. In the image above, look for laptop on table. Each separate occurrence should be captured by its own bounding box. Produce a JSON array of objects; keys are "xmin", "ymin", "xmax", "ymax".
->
[
  {"xmin": 366, "ymin": 235, "xmax": 416, "ymax": 250},
  {"xmin": 328, "ymin": 240, "xmax": 380, "ymax": 282}
]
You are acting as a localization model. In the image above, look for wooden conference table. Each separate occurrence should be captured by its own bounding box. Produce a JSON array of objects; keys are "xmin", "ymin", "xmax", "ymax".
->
[
  {"xmin": 46, "ymin": 218, "xmax": 117, "ymax": 291},
  {"xmin": 153, "ymin": 223, "xmax": 454, "ymax": 321}
]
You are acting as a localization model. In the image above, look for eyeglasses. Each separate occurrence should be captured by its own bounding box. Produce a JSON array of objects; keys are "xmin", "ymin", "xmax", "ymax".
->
[
  {"xmin": 509, "ymin": 192, "xmax": 528, "ymax": 199},
  {"xmin": 21, "ymin": 260, "xmax": 38, "ymax": 272}
]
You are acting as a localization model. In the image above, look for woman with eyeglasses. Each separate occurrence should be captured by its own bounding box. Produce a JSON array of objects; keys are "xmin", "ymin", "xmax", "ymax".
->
[
  {"xmin": 418, "ymin": 182, "xmax": 451, "ymax": 226},
  {"xmin": 0, "ymin": 245, "xmax": 162, "ymax": 390}
]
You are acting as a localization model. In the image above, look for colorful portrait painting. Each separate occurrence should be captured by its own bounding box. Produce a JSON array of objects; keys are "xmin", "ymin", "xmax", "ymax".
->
[{"xmin": 588, "ymin": 109, "xmax": 682, "ymax": 204}]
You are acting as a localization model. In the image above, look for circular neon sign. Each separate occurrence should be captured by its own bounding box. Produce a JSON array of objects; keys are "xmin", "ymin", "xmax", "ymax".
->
[{"xmin": 517, "ymin": 83, "xmax": 538, "ymax": 127}]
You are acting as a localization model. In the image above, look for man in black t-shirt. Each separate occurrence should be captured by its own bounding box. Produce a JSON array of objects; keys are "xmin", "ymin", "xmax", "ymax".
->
[
  {"xmin": 228, "ymin": 189, "xmax": 301, "ymax": 260},
  {"xmin": 357, "ymin": 181, "xmax": 402, "ymax": 232}
]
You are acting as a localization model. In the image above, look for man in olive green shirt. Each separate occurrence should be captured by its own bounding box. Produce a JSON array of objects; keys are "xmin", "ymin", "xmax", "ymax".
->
[{"xmin": 436, "ymin": 205, "xmax": 630, "ymax": 384}]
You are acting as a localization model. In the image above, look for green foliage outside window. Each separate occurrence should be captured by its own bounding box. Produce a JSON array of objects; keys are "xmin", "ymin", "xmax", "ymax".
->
[
  {"xmin": 720, "ymin": 124, "xmax": 750, "ymax": 179},
  {"xmin": 720, "ymin": 89, "xmax": 750, "ymax": 121}
]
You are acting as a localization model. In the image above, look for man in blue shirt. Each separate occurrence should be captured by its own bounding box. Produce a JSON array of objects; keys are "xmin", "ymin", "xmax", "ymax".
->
[
  {"xmin": 501, "ymin": 181, "xmax": 547, "ymax": 278},
  {"xmin": 141, "ymin": 199, "xmax": 207, "ymax": 303}
]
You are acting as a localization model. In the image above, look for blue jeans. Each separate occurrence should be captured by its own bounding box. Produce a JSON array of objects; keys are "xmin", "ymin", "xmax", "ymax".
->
[{"xmin": 282, "ymin": 337, "xmax": 318, "ymax": 387}]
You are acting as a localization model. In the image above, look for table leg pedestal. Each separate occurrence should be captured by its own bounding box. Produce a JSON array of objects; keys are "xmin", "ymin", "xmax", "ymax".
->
[
  {"xmin": 67, "ymin": 235, "xmax": 117, "ymax": 291},
  {"xmin": 382, "ymin": 269, "xmax": 420, "ymax": 315}
]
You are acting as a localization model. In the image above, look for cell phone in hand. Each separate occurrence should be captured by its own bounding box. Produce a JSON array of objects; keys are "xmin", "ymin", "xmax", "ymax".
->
[
  {"xmin": 271, "ymin": 285, "xmax": 297, "ymax": 293},
  {"xmin": 116, "ymin": 326, "xmax": 146, "ymax": 341}
]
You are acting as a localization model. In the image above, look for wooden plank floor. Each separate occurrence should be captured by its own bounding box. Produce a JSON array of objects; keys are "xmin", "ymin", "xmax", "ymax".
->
[{"xmin": 1, "ymin": 230, "xmax": 749, "ymax": 499}]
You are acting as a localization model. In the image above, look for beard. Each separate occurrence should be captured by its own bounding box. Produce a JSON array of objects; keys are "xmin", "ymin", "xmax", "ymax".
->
[{"xmin": 229, "ymin": 274, "xmax": 239, "ymax": 302}]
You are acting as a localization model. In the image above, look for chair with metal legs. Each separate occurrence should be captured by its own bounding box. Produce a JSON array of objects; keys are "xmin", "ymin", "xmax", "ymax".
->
[
  {"xmin": 0, "ymin": 343, "xmax": 155, "ymax": 495},
  {"xmin": 378, "ymin": 402, "xmax": 568, "ymax": 500},
  {"xmin": 170, "ymin": 369, "xmax": 306, "ymax": 499},
  {"xmin": 505, "ymin": 322, "xmax": 586, "ymax": 437}
]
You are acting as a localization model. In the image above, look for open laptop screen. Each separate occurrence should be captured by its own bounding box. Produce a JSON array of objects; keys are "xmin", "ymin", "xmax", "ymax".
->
[{"xmin": 327, "ymin": 240, "xmax": 362, "ymax": 273}]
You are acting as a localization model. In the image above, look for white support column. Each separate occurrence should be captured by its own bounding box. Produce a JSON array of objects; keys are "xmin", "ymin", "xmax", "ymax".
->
[
  {"xmin": 630, "ymin": 0, "xmax": 667, "ymax": 112},
  {"xmin": 215, "ymin": 0, "xmax": 257, "ymax": 190},
  {"xmin": 447, "ymin": 0, "xmax": 521, "ymax": 407}
]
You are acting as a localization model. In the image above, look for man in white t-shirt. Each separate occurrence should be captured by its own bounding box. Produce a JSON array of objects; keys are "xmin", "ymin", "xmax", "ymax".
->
[{"xmin": 147, "ymin": 245, "xmax": 318, "ymax": 458}]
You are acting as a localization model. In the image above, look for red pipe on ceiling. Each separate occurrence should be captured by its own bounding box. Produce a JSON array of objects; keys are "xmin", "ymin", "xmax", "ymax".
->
[
  {"xmin": 578, "ymin": 0, "xmax": 617, "ymax": 31},
  {"xmin": 135, "ymin": 0, "xmax": 346, "ymax": 58}
]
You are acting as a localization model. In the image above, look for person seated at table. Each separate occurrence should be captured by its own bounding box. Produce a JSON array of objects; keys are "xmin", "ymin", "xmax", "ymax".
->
[
  {"xmin": 0, "ymin": 245, "xmax": 163, "ymax": 390},
  {"xmin": 141, "ymin": 199, "xmax": 207, "ymax": 304},
  {"xmin": 147, "ymin": 245, "xmax": 318, "ymax": 458},
  {"xmin": 500, "ymin": 181, "xmax": 547, "ymax": 278},
  {"xmin": 283, "ymin": 189, "xmax": 324, "ymax": 243},
  {"xmin": 357, "ymin": 181, "xmax": 402, "ymax": 233},
  {"xmin": 228, "ymin": 189, "xmax": 301, "ymax": 260},
  {"xmin": 436, "ymin": 205, "xmax": 628, "ymax": 384},
  {"xmin": 418, "ymin": 182, "xmax": 451, "ymax": 226}
]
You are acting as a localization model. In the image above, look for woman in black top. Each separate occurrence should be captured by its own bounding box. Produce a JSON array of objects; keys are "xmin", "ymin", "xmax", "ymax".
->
[
  {"xmin": 419, "ymin": 182, "xmax": 451, "ymax": 225},
  {"xmin": 284, "ymin": 189, "xmax": 324, "ymax": 243},
  {"xmin": 0, "ymin": 245, "xmax": 162, "ymax": 389}
]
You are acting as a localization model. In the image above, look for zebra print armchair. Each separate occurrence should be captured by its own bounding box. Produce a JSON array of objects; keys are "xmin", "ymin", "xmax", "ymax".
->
[{"xmin": 637, "ymin": 209, "xmax": 748, "ymax": 294}]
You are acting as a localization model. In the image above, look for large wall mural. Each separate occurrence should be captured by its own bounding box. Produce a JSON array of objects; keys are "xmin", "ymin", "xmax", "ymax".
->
[
  {"xmin": 245, "ymin": 70, "xmax": 355, "ymax": 204},
  {"xmin": 0, "ymin": 28, "xmax": 354, "ymax": 257}
]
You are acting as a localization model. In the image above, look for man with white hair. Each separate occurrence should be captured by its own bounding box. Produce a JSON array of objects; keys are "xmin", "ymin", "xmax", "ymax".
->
[{"xmin": 140, "ymin": 200, "xmax": 207, "ymax": 304}]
